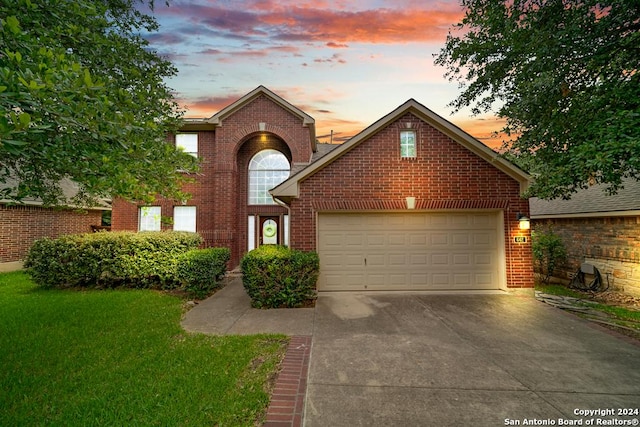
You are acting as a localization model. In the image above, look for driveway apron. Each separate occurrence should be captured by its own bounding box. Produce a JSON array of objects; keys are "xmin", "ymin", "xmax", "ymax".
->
[{"xmin": 305, "ymin": 292, "xmax": 640, "ymax": 426}]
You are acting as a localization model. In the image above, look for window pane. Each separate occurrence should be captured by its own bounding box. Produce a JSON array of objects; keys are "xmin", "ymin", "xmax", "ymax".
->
[
  {"xmin": 176, "ymin": 133, "xmax": 198, "ymax": 157},
  {"xmin": 174, "ymin": 206, "xmax": 196, "ymax": 232},
  {"xmin": 248, "ymin": 149, "xmax": 290, "ymax": 205},
  {"xmin": 139, "ymin": 206, "xmax": 161, "ymax": 231},
  {"xmin": 400, "ymin": 130, "xmax": 416, "ymax": 158}
]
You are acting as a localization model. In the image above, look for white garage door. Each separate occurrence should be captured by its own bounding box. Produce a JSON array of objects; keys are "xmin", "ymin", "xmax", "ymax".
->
[{"xmin": 317, "ymin": 212, "xmax": 504, "ymax": 291}]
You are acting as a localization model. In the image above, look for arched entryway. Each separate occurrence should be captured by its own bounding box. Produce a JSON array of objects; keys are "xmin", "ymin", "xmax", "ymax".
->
[{"xmin": 236, "ymin": 134, "xmax": 292, "ymax": 254}]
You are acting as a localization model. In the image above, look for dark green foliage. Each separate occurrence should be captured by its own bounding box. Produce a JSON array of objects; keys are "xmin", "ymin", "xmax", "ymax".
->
[
  {"xmin": 176, "ymin": 248, "xmax": 231, "ymax": 299},
  {"xmin": 25, "ymin": 231, "xmax": 203, "ymax": 288},
  {"xmin": 1, "ymin": 0, "xmax": 198, "ymax": 206},
  {"xmin": 241, "ymin": 245, "xmax": 319, "ymax": 308},
  {"xmin": 435, "ymin": 0, "xmax": 640, "ymax": 199},
  {"xmin": 532, "ymin": 228, "xmax": 567, "ymax": 284}
]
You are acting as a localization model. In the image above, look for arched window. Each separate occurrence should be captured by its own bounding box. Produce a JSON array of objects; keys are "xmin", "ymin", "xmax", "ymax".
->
[{"xmin": 248, "ymin": 149, "xmax": 290, "ymax": 205}]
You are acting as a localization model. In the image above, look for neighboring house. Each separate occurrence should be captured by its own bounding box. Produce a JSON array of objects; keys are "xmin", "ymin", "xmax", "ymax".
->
[
  {"xmin": 0, "ymin": 179, "xmax": 111, "ymax": 272},
  {"xmin": 112, "ymin": 86, "xmax": 534, "ymax": 293},
  {"xmin": 530, "ymin": 179, "xmax": 640, "ymax": 297}
]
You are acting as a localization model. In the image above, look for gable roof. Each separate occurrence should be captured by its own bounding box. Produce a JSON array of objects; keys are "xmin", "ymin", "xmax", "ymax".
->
[
  {"xmin": 530, "ymin": 178, "xmax": 640, "ymax": 218},
  {"xmin": 179, "ymin": 86, "xmax": 317, "ymax": 151},
  {"xmin": 271, "ymin": 98, "xmax": 531, "ymax": 203}
]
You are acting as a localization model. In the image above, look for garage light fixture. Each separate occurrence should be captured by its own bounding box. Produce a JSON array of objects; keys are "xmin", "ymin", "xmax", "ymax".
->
[
  {"xmin": 406, "ymin": 196, "xmax": 416, "ymax": 210},
  {"xmin": 517, "ymin": 213, "xmax": 530, "ymax": 230}
]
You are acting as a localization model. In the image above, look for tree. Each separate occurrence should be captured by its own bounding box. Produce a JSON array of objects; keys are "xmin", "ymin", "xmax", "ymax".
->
[
  {"xmin": 0, "ymin": 0, "xmax": 198, "ymax": 206},
  {"xmin": 435, "ymin": 0, "xmax": 640, "ymax": 199}
]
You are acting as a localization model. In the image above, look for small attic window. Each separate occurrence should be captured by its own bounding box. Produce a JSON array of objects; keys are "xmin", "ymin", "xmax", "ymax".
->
[{"xmin": 400, "ymin": 130, "xmax": 416, "ymax": 158}]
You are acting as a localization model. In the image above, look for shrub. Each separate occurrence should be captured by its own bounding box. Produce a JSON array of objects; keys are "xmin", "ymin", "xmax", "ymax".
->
[
  {"xmin": 176, "ymin": 248, "xmax": 231, "ymax": 299},
  {"xmin": 241, "ymin": 245, "xmax": 319, "ymax": 308},
  {"xmin": 25, "ymin": 231, "xmax": 203, "ymax": 288},
  {"xmin": 532, "ymin": 228, "xmax": 567, "ymax": 284}
]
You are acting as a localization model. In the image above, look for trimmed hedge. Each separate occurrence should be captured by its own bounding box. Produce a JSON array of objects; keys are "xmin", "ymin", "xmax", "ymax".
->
[
  {"xmin": 241, "ymin": 245, "xmax": 319, "ymax": 308},
  {"xmin": 176, "ymin": 248, "xmax": 231, "ymax": 299},
  {"xmin": 25, "ymin": 231, "xmax": 203, "ymax": 289}
]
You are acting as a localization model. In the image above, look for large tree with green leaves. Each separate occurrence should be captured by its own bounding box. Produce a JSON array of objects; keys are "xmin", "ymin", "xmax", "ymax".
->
[
  {"xmin": 435, "ymin": 0, "xmax": 639, "ymax": 199},
  {"xmin": 0, "ymin": 0, "xmax": 197, "ymax": 206}
]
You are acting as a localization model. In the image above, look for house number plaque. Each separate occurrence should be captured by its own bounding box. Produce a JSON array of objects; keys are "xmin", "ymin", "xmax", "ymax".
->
[{"xmin": 514, "ymin": 236, "xmax": 527, "ymax": 243}]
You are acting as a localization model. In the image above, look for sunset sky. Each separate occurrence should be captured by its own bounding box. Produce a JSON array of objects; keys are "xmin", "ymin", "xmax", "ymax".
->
[{"xmin": 144, "ymin": 0, "xmax": 506, "ymax": 148}]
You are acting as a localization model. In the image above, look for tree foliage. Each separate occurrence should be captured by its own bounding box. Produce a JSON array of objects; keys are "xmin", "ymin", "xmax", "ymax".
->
[
  {"xmin": 0, "ymin": 0, "xmax": 198, "ymax": 206},
  {"xmin": 435, "ymin": 0, "xmax": 640, "ymax": 199}
]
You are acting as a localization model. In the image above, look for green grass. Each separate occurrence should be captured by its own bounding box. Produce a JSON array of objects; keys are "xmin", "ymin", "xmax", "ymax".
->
[
  {"xmin": 536, "ymin": 282, "xmax": 640, "ymax": 326},
  {"xmin": 535, "ymin": 283, "xmax": 585, "ymax": 298},
  {"xmin": 0, "ymin": 271, "xmax": 288, "ymax": 426}
]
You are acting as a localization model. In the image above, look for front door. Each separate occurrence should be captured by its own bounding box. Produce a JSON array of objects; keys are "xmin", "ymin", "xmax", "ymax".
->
[{"xmin": 260, "ymin": 216, "xmax": 280, "ymax": 245}]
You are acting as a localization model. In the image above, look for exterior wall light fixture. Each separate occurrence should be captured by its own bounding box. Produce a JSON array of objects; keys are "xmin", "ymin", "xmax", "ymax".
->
[
  {"xmin": 517, "ymin": 213, "xmax": 530, "ymax": 230},
  {"xmin": 406, "ymin": 197, "xmax": 416, "ymax": 210}
]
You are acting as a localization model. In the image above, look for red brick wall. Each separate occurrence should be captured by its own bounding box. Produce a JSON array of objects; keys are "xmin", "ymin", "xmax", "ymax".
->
[
  {"xmin": 112, "ymin": 93, "xmax": 313, "ymax": 267},
  {"xmin": 289, "ymin": 112, "xmax": 534, "ymax": 289},
  {"xmin": 0, "ymin": 204, "xmax": 103, "ymax": 263}
]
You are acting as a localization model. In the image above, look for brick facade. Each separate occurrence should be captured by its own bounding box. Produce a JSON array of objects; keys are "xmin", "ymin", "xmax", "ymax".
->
[
  {"xmin": 287, "ymin": 112, "xmax": 534, "ymax": 290},
  {"xmin": 112, "ymin": 88, "xmax": 534, "ymax": 290},
  {"xmin": 0, "ymin": 204, "xmax": 103, "ymax": 265},
  {"xmin": 533, "ymin": 216, "xmax": 640, "ymax": 296},
  {"xmin": 112, "ymin": 89, "xmax": 314, "ymax": 267}
]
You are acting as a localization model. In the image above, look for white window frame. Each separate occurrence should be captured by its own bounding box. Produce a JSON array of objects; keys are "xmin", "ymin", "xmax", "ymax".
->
[
  {"xmin": 400, "ymin": 130, "xmax": 417, "ymax": 158},
  {"xmin": 248, "ymin": 215, "xmax": 256, "ymax": 251},
  {"xmin": 139, "ymin": 206, "xmax": 161, "ymax": 231},
  {"xmin": 176, "ymin": 133, "xmax": 198, "ymax": 157},
  {"xmin": 173, "ymin": 206, "xmax": 196, "ymax": 232},
  {"xmin": 248, "ymin": 149, "xmax": 290, "ymax": 205}
]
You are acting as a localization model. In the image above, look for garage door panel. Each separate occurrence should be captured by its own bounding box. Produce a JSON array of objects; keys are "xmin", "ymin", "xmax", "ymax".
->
[
  {"xmin": 475, "ymin": 254, "xmax": 492, "ymax": 265},
  {"xmin": 453, "ymin": 254, "xmax": 471, "ymax": 265},
  {"xmin": 389, "ymin": 254, "xmax": 407, "ymax": 265},
  {"xmin": 431, "ymin": 253, "xmax": 449, "ymax": 265},
  {"xmin": 410, "ymin": 254, "xmax": 428, "ymax": 265},
  {"xmin": 473, "ymin": 232, "xmax": 492, "ymax": 246},
  {"xmin": 452, "ymin": 233, "xmax": 470, "ymax": 245},
  {"xmin": 318, "ymin": 212, "xmax": 503, "ymax": 291},
  {"xmin": 388, "ymin": 233, "xmax": 407, "ymax": 246},
  {"xmin": 410, "ymin": 234, "xmax": 428, "ymax": 245},
  {"xmin": 367, "ymin": 254, "xmax": 386, "ymax": 267},
  {"xmin": 431, "ymin": 233, "xmax": 449, "ymax": 246},
  {"xmin": 345, "ymin": 233, "xmax": 365, "ymax": 247}
]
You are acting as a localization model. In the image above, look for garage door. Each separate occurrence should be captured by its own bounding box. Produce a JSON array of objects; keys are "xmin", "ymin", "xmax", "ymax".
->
[{"xmin": 317, "ymin": 212, "xmax": 503, "ymax": 291}]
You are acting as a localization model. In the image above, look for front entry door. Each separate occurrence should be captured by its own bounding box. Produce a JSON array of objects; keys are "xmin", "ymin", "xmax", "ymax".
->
[{"xmin": 260, "ymin": 216, "xmax": 280, "ymax": 245}]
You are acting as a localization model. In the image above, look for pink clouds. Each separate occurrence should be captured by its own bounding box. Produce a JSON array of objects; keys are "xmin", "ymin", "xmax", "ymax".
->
[{"xmin": 157, "ymin": 1, "xmax": 463, "ymax": 45}]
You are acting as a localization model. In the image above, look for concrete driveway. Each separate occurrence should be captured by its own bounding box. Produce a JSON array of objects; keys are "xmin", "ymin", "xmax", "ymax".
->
[
  {"xmin": 306, "ymin": 292, "xmax": 640, "ymax": 426},
  {"xmin": 182, "ymin": 279, "xmax": 640, "ymax": 426}
]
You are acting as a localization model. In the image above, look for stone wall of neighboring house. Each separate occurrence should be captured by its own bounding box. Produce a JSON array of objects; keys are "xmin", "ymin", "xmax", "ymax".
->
[
  {"xmin": 288, "ymin": 111, "xmax": 534, "ymax": 290},
  {"xmin": 533, "ymin": 216, "xmax": 640, "ymax": 296},
  {"xmin": 0, "ymin": 204, "xmax": 104, "ymax": 270}
]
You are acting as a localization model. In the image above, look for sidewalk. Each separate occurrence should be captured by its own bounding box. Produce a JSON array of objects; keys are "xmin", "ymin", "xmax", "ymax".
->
[{"xmin": 181, "ymin": 275, "xmax": 315, "ymax": 336}]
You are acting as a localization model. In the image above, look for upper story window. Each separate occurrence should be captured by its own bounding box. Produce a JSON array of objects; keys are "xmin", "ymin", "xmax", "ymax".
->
[
  {"xmin": 400, "ymin": 130, "xmax": 417, "ymax": 158},
  {"xmin": 139, "ymin": 206, "xmax": 161, "ymax": 231},
  {"xmin": 176, "ymin": 133, "xmax": 198, "ymax": 157},
  {"xmin": 249, "ymin": 149, "xmax": 290, "ymax": 205}
]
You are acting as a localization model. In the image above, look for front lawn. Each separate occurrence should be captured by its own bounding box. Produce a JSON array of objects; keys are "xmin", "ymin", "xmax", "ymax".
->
[{"xmin": 0, "ymin": 271, "xmax": 287, "ymax": 426}]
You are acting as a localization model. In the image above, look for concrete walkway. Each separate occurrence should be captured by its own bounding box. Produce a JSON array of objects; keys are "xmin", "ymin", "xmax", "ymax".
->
[
  {"xmin": 182, "ymin": 275, "xmax": 314, "ymax": 336},
  {"xmin": 183, "ymin": 278, "xmax": 640, "ymax": 427}
]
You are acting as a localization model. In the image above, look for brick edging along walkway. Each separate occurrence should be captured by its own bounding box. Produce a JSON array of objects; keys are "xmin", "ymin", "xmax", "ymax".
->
[{"xmin": 263, "ymin": 335, "xmax": 312, "ymax": 427}]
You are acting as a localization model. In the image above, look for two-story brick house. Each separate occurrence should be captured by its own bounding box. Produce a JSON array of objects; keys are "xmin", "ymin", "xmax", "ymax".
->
[{"xmin": 112, "ymin": 85, "xmax": 534, "ymax": 292}]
